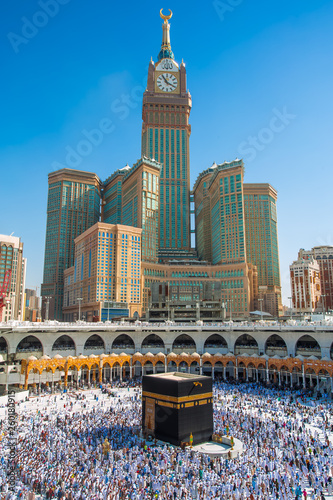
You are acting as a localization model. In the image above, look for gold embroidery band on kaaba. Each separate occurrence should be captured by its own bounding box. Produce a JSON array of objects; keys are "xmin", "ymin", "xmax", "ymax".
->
[
  {"xmin": 142, "ymin": 391, "xmax": 213, "ymax": 404},
  {"xmin": 156, "ymin": 400, "xmax": 208, "ymax": 409}
]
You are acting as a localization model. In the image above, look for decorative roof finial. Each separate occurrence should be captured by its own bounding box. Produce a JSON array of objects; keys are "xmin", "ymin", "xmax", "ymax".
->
[
  {"xmin": 158, "ymin": 9, "xmax": 174, "ymax": 61},
  {"xmin": 160, "ymin": 8, "xmax": 173, "ymax": 22}
]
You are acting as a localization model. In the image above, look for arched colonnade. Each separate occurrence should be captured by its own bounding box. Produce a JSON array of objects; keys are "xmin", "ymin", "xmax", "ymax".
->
[{"xmin": 20, "ymin": 352, "xmax": 333, "ymax": 393}]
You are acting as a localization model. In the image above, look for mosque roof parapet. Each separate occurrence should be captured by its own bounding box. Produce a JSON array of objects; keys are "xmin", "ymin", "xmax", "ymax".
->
[{"xmin": 2, "ymin": 321, "xmax": 333, "ymax": 334}]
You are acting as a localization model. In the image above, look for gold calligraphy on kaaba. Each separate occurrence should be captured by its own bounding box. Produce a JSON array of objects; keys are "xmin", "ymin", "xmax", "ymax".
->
[{"xmin": 142, "ymin": 390, "xmax": 213, "ymax": 404}]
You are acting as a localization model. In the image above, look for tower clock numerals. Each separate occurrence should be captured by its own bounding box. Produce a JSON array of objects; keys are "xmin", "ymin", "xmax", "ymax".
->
[{"xmin": 156, "ymin": 73, "xmax": 178, "ymax": 92}]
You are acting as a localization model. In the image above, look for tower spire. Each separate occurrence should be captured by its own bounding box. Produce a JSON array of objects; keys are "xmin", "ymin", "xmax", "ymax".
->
[{"xmin": 158, "ymin": 9, "xmax": 174, "ymax": 61}]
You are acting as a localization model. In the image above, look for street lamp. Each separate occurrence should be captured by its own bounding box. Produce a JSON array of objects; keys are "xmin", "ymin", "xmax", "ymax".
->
[
  {"xmin": 288, "ymin": 297, "xmax": 292, "ymax": 320},
  {"xmin": 258, "ymin": 298, "xmax": 263, "ymax": 322},
  {"xmin": 44, "ymin": 296, "xmax": 52, "ymax": 322},
  {"xmin": 229, "ymin": 298, "xmax": 232, "ymax": 322},
  {"xmin": 77, "ymin": 297, "xmax": 83, "ymax": 321}
]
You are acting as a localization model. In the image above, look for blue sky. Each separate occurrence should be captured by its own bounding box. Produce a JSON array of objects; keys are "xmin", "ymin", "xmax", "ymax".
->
[{"xmin": 1, "ymin": 0, "xmax": 332, "ymax": 304}]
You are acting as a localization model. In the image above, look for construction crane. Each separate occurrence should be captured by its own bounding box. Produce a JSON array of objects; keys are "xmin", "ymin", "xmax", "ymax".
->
[{"xmin": 0, "ymin": 270, "xmax": 12, "ymax": 322}]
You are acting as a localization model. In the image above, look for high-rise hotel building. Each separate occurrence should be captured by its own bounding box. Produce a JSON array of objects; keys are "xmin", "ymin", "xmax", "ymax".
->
[
  {"xmin": 243, "ymin": 184, "xmax": 282, "ymax": 316},
  {"xmin": 63, "ymin": 223, "xmax": 142, "ymax": 321},
  {"xmin": 290, "ymin": 258, "xmax": 321, "ymax": 313},
  {"xmin": 42, "ymin": 10, "xmax": 282, "ymax": 320},
  {"xmin": 0, "ymin": 234, "xmax": 26, "ymax": 321},
  {"xmin": 41, "ymin": 169, "xmax": 101, "ymax": 320},
  {"xmin": 141, "ymin": 12, "xmax": 192, "ymax": 259},
  {"xmin": 297, "ymin": 246, "xmax": 333, "ymax": 312},
  {"xmin": 193, "ymin": 160, "xmax": 246, "ymax": 260},
  {"xmin": 102, "ymin": 166, "xmax": 130, "ymax": 225},
  {"xmin": 121, "ymin": 158, "xmax": 160, "ymax": 264}
]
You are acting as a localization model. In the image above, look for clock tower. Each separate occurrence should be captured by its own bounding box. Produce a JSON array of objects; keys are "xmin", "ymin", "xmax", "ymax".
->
[{"xmin": 142, "ymin": 10, "xmax": 192, "ymax": 259}]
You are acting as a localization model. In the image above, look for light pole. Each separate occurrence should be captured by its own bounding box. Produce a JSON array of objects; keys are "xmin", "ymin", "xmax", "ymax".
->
[
  {"xmin": 258, "ymin": 298, "xmax": 263, "ymax": 322},
  {"xmin": 229, "ymin": 298, "xmax": 232, "ymax": 322},
  {"xmin": 196, "ymin": 300, "xmax": 200, "ymax": 322},
  {"xmin": 77, "ymin": 297, "xmax": 83, "ymax": 321},
  {"xmin": 288, "ymin": 297, "xmax": 292, "ymax": 320},
  {"xmin": 5, "ymin": 298, "xmax": 10, "ymax": 322},
  {"xmin": 221, "ymin": 302, "xmax": 226, "ymax": 321},
  {"xmin": 321, "ymin": 294, "xmax": 326, "ymax": 316},
  {"xmin": 45, "ymin": 296, "xmax": 52, "ymax": 321}
]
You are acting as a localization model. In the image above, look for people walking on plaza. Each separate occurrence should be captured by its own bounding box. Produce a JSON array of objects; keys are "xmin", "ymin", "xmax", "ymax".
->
[{"xmin": 1, "ymin": 380, "xmax": 333, "ymax": 499}]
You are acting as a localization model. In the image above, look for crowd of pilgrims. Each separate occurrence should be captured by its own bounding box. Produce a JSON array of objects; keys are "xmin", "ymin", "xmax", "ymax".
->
[{"xmin": 1, "ymin": 379, "xmax": 333, "ymax": 499}]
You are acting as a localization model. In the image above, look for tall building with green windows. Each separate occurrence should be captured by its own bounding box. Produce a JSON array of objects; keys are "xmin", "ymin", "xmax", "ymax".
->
[
  {"xmin": 41, "ymin": 168, "xmax": 101, "ymax": 320},
  {"xmin": 193, "ymin": 163, "xmax": 218, "ymax": 263},
  {"xmin": 193, "ymin": 160, "xmax": 246, "ymax": 266},
  {"xmin": 102, "ymin": 166, "xmax": 130, "ymax": 224},
  {"xmin": 243, "ymin": 183, "xmax": 282, "ymax": 316},
  {"xmin": 121, "ymin": 157, "xmax": 160, "ymax": 264},
  {"xmin": 141, "ymin": 10, "xmax": 192, "ymax": 259}
]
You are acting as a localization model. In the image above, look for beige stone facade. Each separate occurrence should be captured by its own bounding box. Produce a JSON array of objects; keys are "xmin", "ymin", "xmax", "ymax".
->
[
  {"xmin": 0, "ymin": 235, "xmax": 26, "ymax": 321},
  {"xmin": 290, "ymin": 258, "xmax": 321, "ymax": 313},
  {"xmin": 63, "ymin": 223, "xmax": 142, "ymax": 321},
  {"xmin": 298, "ymin": 246, "xmax": 333, "ymax": 312}
]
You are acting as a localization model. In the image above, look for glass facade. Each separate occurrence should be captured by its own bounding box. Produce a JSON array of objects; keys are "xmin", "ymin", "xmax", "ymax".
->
[
  {"xmin": 243, "ymin": 186, "xmax": 280, "ymax": 288},
  {"xmin": 143, "ymin": 121, "xmax": 189, "ymax": 252},
  {"xmin": 42, "ymin": 172, "xmax": 101, "ymax": 320},
  {"xmin": 209, "ymin": 162, "xmax": 245, "ymax": 265}
]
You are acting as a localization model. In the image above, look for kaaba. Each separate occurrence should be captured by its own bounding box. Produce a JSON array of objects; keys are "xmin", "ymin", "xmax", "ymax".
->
[{"xmin": 142, "ymin": 372, "xmax": 213, "ymax": 446}]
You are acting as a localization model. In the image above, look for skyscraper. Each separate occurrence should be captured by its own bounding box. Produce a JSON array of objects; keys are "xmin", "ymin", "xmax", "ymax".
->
[
  {"xmin": 63, "ymin": 222, "xmax": 142, "ymax": 321},
  {"xmin": 243, "ymin": 183, "xmax": 282, "ymax": 316},
  {"xmin": 0, "ymin": 234, "xmax": 26, "ymax": 321},
  {"xmin": 102, "ymin": 166, "xmax": 130, "ymax": 224},
  {"xmin": 193, "ymin": 160, "xmax": 246, "ymax": 266},
  {"xmin": 192, "ymin": 163, "xmax": 217, "ymax": 263},
  {"xmin": 141, "ymin": 10, "xmax": 192, "ymax": 259},
  {"xmin": 41, "ymin": 168, "xmax": 101, "ymax": 320},
  {"xmin": 121, "ymin": 157, "xmax": 160, "ymax": 264}
]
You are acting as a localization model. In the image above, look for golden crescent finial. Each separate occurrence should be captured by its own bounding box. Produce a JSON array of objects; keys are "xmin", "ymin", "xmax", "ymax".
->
[{"xmin": 160, "ymin": 8, "xmax": 173, "ymax": 22}]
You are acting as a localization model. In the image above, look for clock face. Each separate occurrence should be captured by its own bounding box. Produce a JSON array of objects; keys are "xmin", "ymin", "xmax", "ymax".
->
[{"xmin": 156, "ymin": 73, "xmax": 178, "ymax": 92}]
